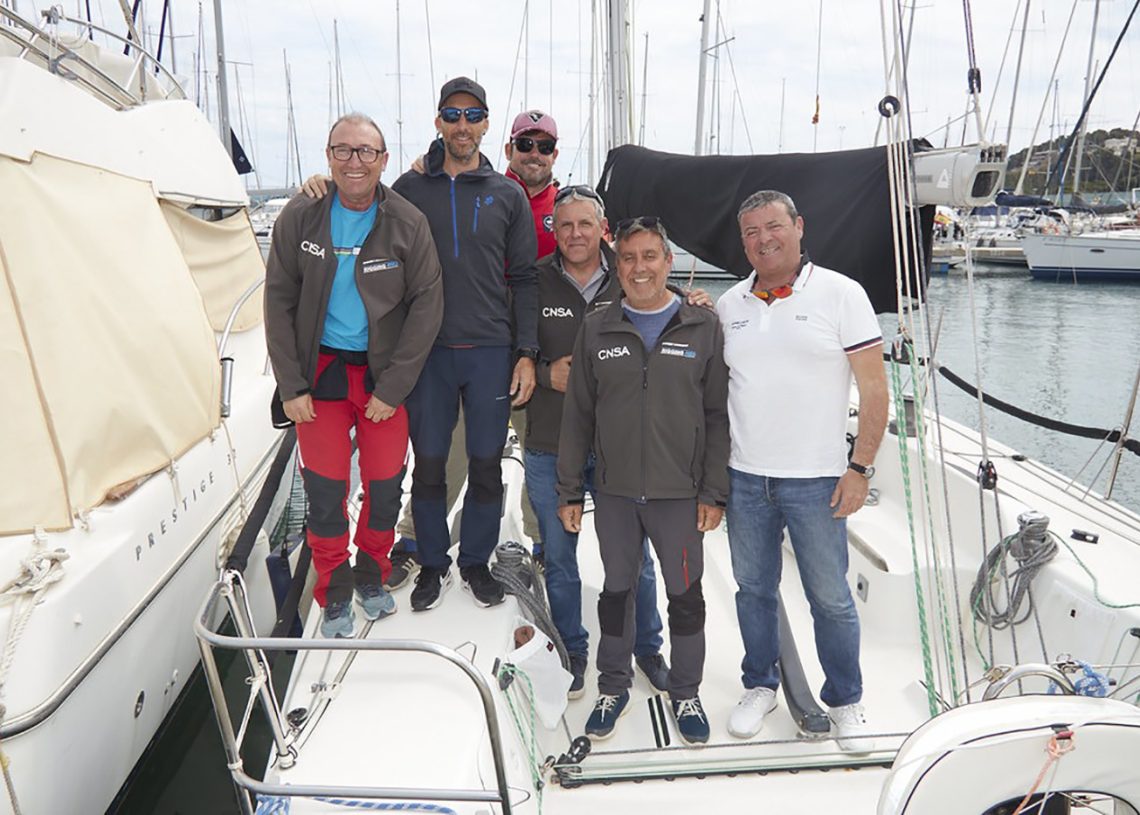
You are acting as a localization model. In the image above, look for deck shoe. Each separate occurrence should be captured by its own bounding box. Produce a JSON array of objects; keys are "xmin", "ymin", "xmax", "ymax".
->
[
  {"xmin": 635, "ymin": 652, "xmax": 670, "ymax": 693},
  {"xmin": 568, "ymin": 653, "xmax": 589, "ymax": 700},
  {"xmin": 383, "ymin": 546, "xmax": 420, "ymax": 591},
  {"xmin": 671, "ymin": 696, "xmax": 710, "ymax": 745},
  {"xmin": 355, "ymin": 583, "xmax": 397, "ymax": 621},
  {"xmin": 727, "ymin": 687, "xmax": 778, "ymax": 738},
  {"xmin": 460, "ymin": 564, "xmax": 506, "ymax": 607},
  {"xmin": 584, "ymin": 690, "xmax": 630, "ymax": 740},
  {"xmin": 319, "ymin": 600, "xmax": 355, "ymax": 638},
  {"xmin": 829, "ymin": 703, "xmax": 874, "ymax": 754},
  {"xmin": 410, "ymin": 566, "xmax": 453, "ymax": 612},
  {"xmin": 532, "ymin": 544, "xmax": 545, "ymax": 573}
]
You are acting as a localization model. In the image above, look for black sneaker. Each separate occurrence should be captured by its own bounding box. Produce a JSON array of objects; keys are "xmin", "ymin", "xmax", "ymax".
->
[
  {"xmin": 410, "ymin": 566, "xmax": 452, "ymax": 612},
  {"xmin": 568, "ymin": 653, "xmax": 589, "ymax": 699},
  {"xmin": 384, "ymin": 547, "xmax": 420, "ymax": 591},
  {"xmin": 635, "ymin": 652, "xmax": 670, "ymax": 693},
  {"xmin": 460, "ymin": 564, "xmax": 506, "ymax": 607}
]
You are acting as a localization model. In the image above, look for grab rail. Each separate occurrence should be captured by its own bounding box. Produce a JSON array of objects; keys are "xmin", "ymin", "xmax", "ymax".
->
[{"xmin": 194, "ymin": 571, "xmax": 515, "ymax": 815}]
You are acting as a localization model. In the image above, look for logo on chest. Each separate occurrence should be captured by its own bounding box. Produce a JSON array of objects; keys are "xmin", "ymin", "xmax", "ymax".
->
[
  {"xmin": 542, "ymin": 306, "xmax": 574, "ymax": 318},
  {"xmin": 300, "ymin": 240, "xmax": 326, "ymax": 259},
  {"xmin": 542, "ymin": 213, "xmax": 554, "ymax": 233},
  {"xmin": 597, "ymin": 345, "xmax": 631, "ymax": 361},
  {"xmin": 660, "ymin": 342, "xmax": 697, "ymax": 359},
  {"xmin": 362, "ymin": 258, "xmax": 400, "ymax": 274}
]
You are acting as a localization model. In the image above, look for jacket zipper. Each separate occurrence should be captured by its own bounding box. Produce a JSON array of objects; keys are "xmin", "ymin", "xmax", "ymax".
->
[
  {"xmin": 449, "ymin": 177, "xmax": 459, "ymax": 258},
  {"xmin": 640, "ymin": 347, "xmax": 649, "ymax": 502},
  {"xmin": 472, "ymin": 193, "xmax": 481, "ymax": 233}
]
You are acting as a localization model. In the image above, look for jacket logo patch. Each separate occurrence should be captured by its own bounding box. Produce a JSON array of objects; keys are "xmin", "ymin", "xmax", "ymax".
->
[
  {"xmin": 661, "ymin": 347, "xmax": 696, "ymax": 359},
  {"xmin": 597, "ymin": 345, "xmax": 631, "ymax": 360},
  {"xmin": 728, "ymin": 319, "xmax": 749, "ymax": 331},
  {"xmin": 363, "ymin": 258, "xmax": 400, "ymax": 274},
  {"xmin": 300, "ymin": 240, "xmax": 326, "ymax": 259},
  {"xmin": 542, "ymin": 213, "xmax": 554, "ymax": 232},
  {"xmin": 542, "ymin": 306, "xmax": 574, "ymax": 318},
  {"xmin": 795, "ymin": 314, "xmax": 809, "ymax": 321}
]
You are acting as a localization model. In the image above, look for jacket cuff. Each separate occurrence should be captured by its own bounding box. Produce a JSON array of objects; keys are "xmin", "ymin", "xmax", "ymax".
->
[{"xmin": 535, "ymin": 359, "xmax": 552, "ymax": 389}]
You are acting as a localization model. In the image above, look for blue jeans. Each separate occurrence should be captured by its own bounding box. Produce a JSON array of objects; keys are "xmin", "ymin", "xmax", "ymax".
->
[
  {"xmin": 726, "ymin": 468, "xmax": 862, "ymax": 708},
  {"xmin": 525, "ymin": 449, "xmax": 664, "ymax": 658}
]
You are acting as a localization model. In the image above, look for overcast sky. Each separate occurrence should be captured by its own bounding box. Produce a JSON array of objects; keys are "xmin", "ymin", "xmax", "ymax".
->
[{"xmin": 40, "ymin": 0, "xmax": 1140, "ymax": 189}]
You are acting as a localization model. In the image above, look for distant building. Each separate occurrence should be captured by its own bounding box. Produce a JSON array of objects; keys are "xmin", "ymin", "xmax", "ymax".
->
[{"xmin": 1104, "ymin": 137, "xmax": 1133, "ymax": 156}]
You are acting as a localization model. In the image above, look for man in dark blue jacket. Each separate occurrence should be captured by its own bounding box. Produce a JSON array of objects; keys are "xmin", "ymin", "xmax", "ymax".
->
[{"xmin": 392, "ymin": 76, "xmax": 539, "ymax": 611}]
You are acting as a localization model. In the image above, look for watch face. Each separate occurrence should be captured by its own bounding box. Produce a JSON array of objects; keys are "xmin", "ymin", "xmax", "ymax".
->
[{"xmin": 864, "ymin": 466, "xmax": 876, "ymax": 478}]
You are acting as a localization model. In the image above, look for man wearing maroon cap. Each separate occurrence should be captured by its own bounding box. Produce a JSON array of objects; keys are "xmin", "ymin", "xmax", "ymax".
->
[{"xmin": 505, "ymin": 110, "xmax": 560, "ymax": 259}]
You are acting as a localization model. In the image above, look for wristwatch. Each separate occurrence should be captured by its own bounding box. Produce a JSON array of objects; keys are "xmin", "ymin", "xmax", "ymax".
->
[
  {"xmin": 516, "ymin": 347, "xmax": 539, "ymax": 361},
  {"xmin": 848, "ymin": 461, "xmax": 875, "ymax": 478}
]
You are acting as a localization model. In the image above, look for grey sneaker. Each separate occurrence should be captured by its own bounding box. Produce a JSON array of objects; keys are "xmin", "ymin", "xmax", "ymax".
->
[
  {"xmin": 635, "ymin": 652, "xmax": 670, "ymax": 692},
  {"xmin": 355, "ymin": 583, "xmax": 396, "ymax": 621},
  {"xmin": 319, "ymin": 600, "xmax": 355, "ymax": 638},
  {"xmin": 384, "ymin": 546, "xmax": 419, "ymax": 591}
]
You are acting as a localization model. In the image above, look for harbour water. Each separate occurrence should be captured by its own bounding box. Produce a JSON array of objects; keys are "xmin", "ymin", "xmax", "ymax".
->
[{"xmin": 113, "ymin": 268, "xmax": 1140, "ymax": 813}]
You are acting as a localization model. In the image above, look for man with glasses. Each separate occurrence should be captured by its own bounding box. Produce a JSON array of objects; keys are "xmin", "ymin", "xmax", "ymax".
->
[
  {"xmin": 717, "ymin": 190, "xmax": 886, "ymax": 753},
  {"xmin": 265, "ymin": 113, "xmax": 443, "ymax": 637},
  {"xmin": 391, "ymin": 76, "xmax": 539, "ymax": 612},
  {"xmin": 557, "ymin": 216, "xmax": 729, "ymax": 745}
]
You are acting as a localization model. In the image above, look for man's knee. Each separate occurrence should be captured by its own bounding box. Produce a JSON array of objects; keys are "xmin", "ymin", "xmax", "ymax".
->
[
  {"xmin": 467, "ymin": 454, "xmax": 503, "ymax": 504},
  {"xmin": 366, "ymin": 467, "xmax": 405, "ymax": 531},
  {"xmin": 412, "ymin": 456, "xmax": 447, "ymax": 501},
  {"xmin": 667, "ymin": 579, "xmax": 706, "ymax": 636},
  {"xmin": 302, "ymin": 469, "xmax": 348, "ymax": 538},
  {"xmin": 598, "ymin": 588, "xmax": 630, "ymax": 637}
]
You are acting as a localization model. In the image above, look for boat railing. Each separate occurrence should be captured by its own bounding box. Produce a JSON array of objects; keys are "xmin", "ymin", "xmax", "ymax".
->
[
  {"xmin": 194, "ymin": 571, "xmax": 516, "ymax": 815},
  {"xmin": 0, "ymin": 6, "xmax": 184, "ymax": 109}
]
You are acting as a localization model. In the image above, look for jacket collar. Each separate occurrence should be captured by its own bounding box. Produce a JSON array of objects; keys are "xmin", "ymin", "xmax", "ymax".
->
[{"xmin": 424, "ymin": 138, "xmax": 496, "ymax": 179}]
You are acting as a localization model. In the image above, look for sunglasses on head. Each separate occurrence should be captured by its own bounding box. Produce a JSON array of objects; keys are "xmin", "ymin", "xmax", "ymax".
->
[
  {"xmin": 513, "ymin": 136, "xmax": 556, "ymax": 155},
  {"xmin": 554, "ymin": 184, "xmax": 603, "ymax": 204},
  {"xmin": 614, "ymin": 215, "xmax": 662, "ymax": 236},
  {"xmin": 439, "ymin": 106, "xmax": 488, "ymax": 124}
]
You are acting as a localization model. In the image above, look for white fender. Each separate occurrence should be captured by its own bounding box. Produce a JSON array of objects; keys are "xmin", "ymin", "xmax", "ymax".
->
[{"xmin": 878, "ymin": 696, "xmax": 1140, "ymax": 814}]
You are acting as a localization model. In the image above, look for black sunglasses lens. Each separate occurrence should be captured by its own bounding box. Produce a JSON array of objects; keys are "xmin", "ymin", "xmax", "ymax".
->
[
  {"xmin": 515, "ymin": 137, "xmax": 535, "ymax": 152},
  {"xmin": 440, "ymin": 107, "xmax": 460, "ymax": 123},
  {"xmin": 464, "ymin": 108, "xmax": 487, "ymax": 123},
  {"xmin": 536, "ymin": 140, "xmax": 556, "ymax": 155}
]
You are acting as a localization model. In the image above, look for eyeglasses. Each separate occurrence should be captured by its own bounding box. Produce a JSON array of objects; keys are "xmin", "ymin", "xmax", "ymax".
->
[
  {"xmin": 554, "ymin": 184, "xmax": 603, "ymax": 204},
  {"xmin": 513, "ymin": 136, "xmax": 556, "ymax": 155},
  {"xmin": 328, "ymin": 144, "xmax": 385, "ymax": 163},
  {"xmin": 439, "ymin": 106, "xmax": 488, "ymax": 124},
  {"xmin": 614, "ymin": 215, "xmax": 662, "ymax": 237}
]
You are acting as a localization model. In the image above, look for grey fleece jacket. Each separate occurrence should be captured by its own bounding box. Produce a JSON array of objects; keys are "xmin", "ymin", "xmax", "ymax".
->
[{"xmin": 264, "ymin": 181, "xmax": 443, "ymax": 407}]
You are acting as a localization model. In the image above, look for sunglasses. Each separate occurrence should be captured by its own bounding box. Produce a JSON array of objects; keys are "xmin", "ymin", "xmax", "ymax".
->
[
  {"xmin": 614, "ymin": 215, "xmax": 662, "ymax": 237},
  {"xmin": 752, "ymin": 284, "xmax": 795, "ymax": 302},
  {"xmin": 439, "ymin": 106, "xmax": 488, "ymax": 124},
  {"xmin": 328, "ymin": 144, "xmax": 385, "ymax": 163},
  {"xmin": 513, "ymin": 136, "xmax": 556, "ymax": 155},
  {"xmin": 554, "ymin": 184, "xmax": 603, "ymax": 204}
]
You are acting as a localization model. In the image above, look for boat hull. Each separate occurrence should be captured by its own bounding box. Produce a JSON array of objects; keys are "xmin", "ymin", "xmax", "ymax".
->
[{"xmin": 1024, "ymin": 232, "xmax": 1140, "ymax": 281}]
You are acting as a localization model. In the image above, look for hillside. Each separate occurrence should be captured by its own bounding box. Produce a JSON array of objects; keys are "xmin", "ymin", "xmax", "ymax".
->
[{"xmin": 1005, "ymin": 128, "xmax": 1140, "ymax": 195}]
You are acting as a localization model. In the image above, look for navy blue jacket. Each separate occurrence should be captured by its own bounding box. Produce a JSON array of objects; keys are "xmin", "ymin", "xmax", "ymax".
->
[{"xmin": 392, "ymin": 139, "xmax": 538, "ymax": 351}]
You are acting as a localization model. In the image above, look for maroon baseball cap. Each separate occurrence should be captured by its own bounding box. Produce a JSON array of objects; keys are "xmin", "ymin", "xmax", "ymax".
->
[{"xmin": 511, "ymin": 110, "xmax": 558, "ymax": 140}]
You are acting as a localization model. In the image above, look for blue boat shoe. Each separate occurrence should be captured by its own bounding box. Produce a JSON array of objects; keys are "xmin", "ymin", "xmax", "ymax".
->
[
  {"xmin": 672, "ymin": 695, "xmax": 710, "ymax": 745},
  {"xmin": 585, "ymin": 690, "xmax": 630, "ymax": 740}
]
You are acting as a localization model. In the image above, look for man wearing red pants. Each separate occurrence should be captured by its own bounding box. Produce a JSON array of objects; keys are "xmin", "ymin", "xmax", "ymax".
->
[{"xmin": 265, "ymin": 113, "xmax": 443, "ymax": 637}]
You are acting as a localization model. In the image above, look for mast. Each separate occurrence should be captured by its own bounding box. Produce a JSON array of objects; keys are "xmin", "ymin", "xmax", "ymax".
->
[
  {"xmin": 694, "ymin": 0, "xmax": 712, "ymax": 155},
  {"xmin": 212, "ymin": 0, "xmax": 232, "ymax": 158},
  {"xmin": 1072, "ymin": 0, "xmax": 1100, "ymax": 199},
  {"xmin": 395, "ymin": 0, "xmax": 404, "ymax": 169},
  {"xmin": 1003, "ymin": 0, "xmax": 1032, "ymax": 152},
  {"xmin": 588, "ymin": 0, "xmax": 597, "ymax": 182},
  {"xmin": 778, "ymin": 77, "xmax": 786, "ymax": 153},
  {"xmin": 638, "ymin": 31, "xmax": 648, "ymax": 146},
  {"xmin": 334, "ymin": 19, "xmax": 343, "ymax": 119},
  {"xmin": 606, "ymin": 0, "xmax": 631, "ymax": 150}
]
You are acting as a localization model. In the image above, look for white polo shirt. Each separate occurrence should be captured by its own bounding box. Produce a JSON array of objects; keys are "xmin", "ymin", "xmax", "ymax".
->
[{"xmin": 715, "ymin": 263, "xmax": 882, "ymax": 478}]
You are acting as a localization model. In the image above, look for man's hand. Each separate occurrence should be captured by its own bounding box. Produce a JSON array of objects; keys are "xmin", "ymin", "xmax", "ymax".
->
[
  {"xmin": 511, "ymin": 357, "xmax": 536, "ymax": 406},
  {"xmin": 411, "ymin": 154, "xmax": 426, "ymax": 174},
  {"xmin": 697, "ymin": 503, "xmax": 723, "ymax": 532},
  {"xmin": 301, "ymin": 174, "xmax": 331, "ymax": 199},
  {"xmin": 830, "ymin": 470, "xmax": 870, "ymax": 518},
  {"xmin": 283, "ymin": 394, "xmax": 316, "ymax": 423},
  {"xmin": 684, "ymin": 288, "xmax": 715, "ymax": 310},
  {"xmin": 549, "ymin": 354, "xmax": 573, "ymax": 393},
  {"xmin": 365, "ymin": 395, "xmax": 396, "ymax": 423},
  {"xmin": 558, "ymin": 504, "xmax": 583, "ymax": 533}
]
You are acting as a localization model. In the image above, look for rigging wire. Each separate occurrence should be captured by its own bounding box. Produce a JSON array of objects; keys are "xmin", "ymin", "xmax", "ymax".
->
[{"xmin": 980, "ymin": 0, "xmax": 1023, "ymax": 141}]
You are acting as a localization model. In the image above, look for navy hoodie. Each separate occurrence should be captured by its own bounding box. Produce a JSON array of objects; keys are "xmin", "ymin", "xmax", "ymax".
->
[{"xmin": 393, "ymin": 139, "xmax": 538, "ymax": 351}]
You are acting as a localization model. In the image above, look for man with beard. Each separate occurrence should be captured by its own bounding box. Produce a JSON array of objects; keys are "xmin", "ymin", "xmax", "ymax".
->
[{"xmin": 391, "ymin": 77, "xmax": 539, "ymax": 611}]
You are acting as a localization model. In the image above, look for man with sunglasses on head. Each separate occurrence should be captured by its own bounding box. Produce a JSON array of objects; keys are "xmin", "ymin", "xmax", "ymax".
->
[
  {"xmin": 717, "ymin": 190, "xmax": 887, "ymax": 754},
  {"xmin": 264, "ymin": 113, "xmax": 443, "ymax": 638},
  {"xmin": 389, "ymin": 76, "xmax": 539, "ymax": 612},
  {"xmin": 557, "ymin": 216, "xmax": 729, "ymax": 746}
]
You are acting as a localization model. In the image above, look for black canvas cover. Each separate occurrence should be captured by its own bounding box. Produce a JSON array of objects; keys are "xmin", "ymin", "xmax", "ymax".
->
[{"xmin": 597, "ymin": 144, "xmax": 933, "ymax": 314}]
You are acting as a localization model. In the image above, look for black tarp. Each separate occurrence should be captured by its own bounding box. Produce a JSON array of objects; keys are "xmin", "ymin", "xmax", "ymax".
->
[
  {"xmin": 597, "ymin": 144, "xmax": 933, "ymax": 314},
  {"xmin": 993, "ymin": 191, "xmax": 1054, "ymax": 208}
]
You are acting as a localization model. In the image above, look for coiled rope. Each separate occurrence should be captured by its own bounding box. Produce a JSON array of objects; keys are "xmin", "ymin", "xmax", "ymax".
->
[{"xmin": 491, "ymin": 541, "xmax": 569, "ymax": 670}]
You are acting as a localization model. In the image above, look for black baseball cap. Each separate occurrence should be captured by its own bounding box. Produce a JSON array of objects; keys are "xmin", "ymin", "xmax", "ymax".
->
[{"xmin": 438, "ymin": 76, "xmax": 488, "ymax": 110}]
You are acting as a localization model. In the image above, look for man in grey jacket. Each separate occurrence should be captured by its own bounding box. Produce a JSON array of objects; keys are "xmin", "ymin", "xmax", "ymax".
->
[
  {"xmin": 557, "ymin": 216, "xmax": 729, "ymax": 745},
  {"xmin": 265, "ymin": 113, "xmax": 443, "ymax": 638}
]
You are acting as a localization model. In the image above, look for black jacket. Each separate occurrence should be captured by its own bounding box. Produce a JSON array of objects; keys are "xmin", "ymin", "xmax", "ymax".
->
[
  {"xmin": 392, "ymin": 139, "xmax": 538, "ymax": 350},
  {"xmin": 525, "ymin": 243, "xmax": 620, "ymax": 455},
  {"xmin": 557, "ymin": 296, "xmax": 730, "ymax": 506}
]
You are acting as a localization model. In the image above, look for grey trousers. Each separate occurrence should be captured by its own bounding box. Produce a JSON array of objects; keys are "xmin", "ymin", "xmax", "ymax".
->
[
  {"xmin": 594, "ymin": 493, "xmax": 706, "ymax": 699},
  {"xmin": 396, "ymin": 405, "xmax": 542, "ymax": 544}
]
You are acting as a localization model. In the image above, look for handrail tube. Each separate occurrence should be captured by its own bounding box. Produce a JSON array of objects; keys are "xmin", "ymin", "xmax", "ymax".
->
[
  {"xmin": 197, "ymin": 635, "xmax": 256, "ymax": 815},
  {"xmin": 216, "ymin": 278, "xmax": 265, "ymax": 357},
  {"xmin": 195, "ymin": 581, "xmax": 515, "ymax": 813},
  {"xmin": 228, "ymin": 770, "xmax": 504, "ymax": 805},
  {"xmin": 982, "ymin": 663, "xmax": 1077, "ymax": 700}
]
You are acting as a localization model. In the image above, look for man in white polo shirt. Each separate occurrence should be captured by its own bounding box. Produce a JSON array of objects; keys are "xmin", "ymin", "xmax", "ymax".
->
[{"xmin": 716, "ymin": 189, "xmax": 887, "ymax": 753}]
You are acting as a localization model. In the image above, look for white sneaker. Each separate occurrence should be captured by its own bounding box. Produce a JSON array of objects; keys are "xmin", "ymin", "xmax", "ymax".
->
[
  {"xmin": 727, "ymin": 687, "xmax": 778, "ymax": 738},
  {"xmin": 828, "ymin": 703, "xmax": 874, "ymax": 753}
]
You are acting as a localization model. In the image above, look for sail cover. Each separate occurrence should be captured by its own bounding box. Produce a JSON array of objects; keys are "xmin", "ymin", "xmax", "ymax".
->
[{"xmin": 598, "ymin": 144, "xmax": 933, "ymax": 313}]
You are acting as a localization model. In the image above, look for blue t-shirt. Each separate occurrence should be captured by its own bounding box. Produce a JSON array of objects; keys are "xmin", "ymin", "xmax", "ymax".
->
[
  {"xmin": 320, "ymin": 196, "xmax": 378, "ymax": 351},
  {"xmin": 622, "ymin": 295, "xmax": 680, "ymax": 351}
]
